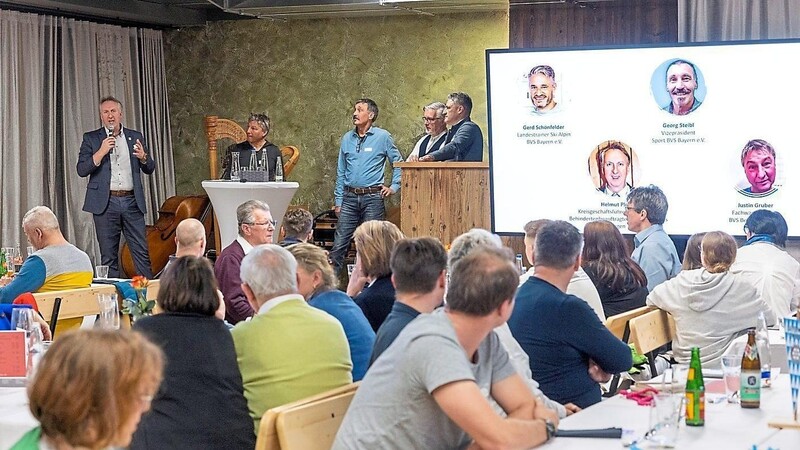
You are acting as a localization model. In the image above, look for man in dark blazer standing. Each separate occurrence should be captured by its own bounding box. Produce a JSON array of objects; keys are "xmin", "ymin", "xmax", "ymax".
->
[
  {"xmin": 76, "ymin": 96, "xmax": 156, "ymax": 278},
  {"xmin": 419, "ymin": 92, "xmax": 483, "ymax": 162}
]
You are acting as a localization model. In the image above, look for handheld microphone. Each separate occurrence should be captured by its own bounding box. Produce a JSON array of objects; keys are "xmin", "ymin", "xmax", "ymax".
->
[{"xmin": 105, "ymin": 125, "xmax": 115, "ymax": 154}]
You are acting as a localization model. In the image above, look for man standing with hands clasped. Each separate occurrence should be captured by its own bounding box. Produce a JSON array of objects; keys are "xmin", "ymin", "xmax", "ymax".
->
[{"xmin": 77, "ymin": 96, "xmax": 156, "ymax": 278}]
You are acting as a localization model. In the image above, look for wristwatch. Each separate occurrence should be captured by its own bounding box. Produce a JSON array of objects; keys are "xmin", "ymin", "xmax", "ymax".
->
[{"xmin": 542, "ymin": 418, "xmax": 556, "ymax": 441}]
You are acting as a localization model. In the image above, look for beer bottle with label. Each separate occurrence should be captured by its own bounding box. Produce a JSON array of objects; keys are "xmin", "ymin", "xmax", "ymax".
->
[
  {"xmin": 685, "ymin": 347, "xmax": 705, "ymax": 426},
  {"xmin": 0, "ymin": 249, "xmax": 7, "ymax": 277},
  {"xmin": 740, "ymin": 328, "xmax": 761, "ymax": 409}
]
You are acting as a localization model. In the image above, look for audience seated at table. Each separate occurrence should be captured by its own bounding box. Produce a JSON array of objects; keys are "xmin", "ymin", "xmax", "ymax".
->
[
  {"xmin": 287, "ymin": 243, "xmax": 375, "ymax": 381},
  {"xmin": 0, "ymin": 206, "xmax": 92, "ymax": 304},
  {"xmin": 278, "ymin": 208, "xmax": 314, "ymax": 247},
  {"xmin": 581, "ymin": 220, "xmax": 649, "ymax": 318},
  {"xmin": 369, "ymin": 237, "xmax": 447, "ymax": 366},
  {"xmin": 232, "ymin": 244, "xmax": 352, "ymax": 431},
  {"xmin": 681, "ymin": 232, "xmax": 706, "ymax": 270},
  {"xmin": 448, "ymin": 228, "xmax": 579, "ymax": 418},
  {"xmin": 12, "ymin": 329, "xmax": 163, "ymax": 450},
  {"xmin": 730, "ymin": 210, "xmax": 800, "ymax": 318},
  {"xmin": 346, "ymin": 220, "xmax": 404, "ymax": 331},
  {"xmin": 333, "ymin": 246, "xmax": 559, "ymax": 449},
  {"xmin": 648, "ymin": 231, "xmax": 778, "ymax": 368},
  {"xmin": 508, "ymin": 221, "xmax": 632, "ymax": 409},
  {"xmin": 214, "ymin": 200, "xmax": 275, "ymax": 324},
  {"xmin": 130, "ymin": 256, "xmax": 255, "ymax": 449},
  {"xmin": 521, "ymin": 220, "xmax": 605, "ymax": 321}
]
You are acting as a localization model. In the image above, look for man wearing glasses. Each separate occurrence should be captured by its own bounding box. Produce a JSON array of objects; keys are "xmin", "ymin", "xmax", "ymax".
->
[
  {"xmin": 330, "ymin": 98, "xmax": 403, "ymax": 276},
  {"xmin": 214, "ymin": 200, "xmax": 276, "ymax": 323},
  {"xmin": 406, "ymin": 102, "xmax": 448, "ymax": 161}
]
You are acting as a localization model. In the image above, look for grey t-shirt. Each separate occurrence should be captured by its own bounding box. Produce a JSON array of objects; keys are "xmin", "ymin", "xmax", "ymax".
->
[{"xmin": 333, "ymin": 310, "xmax": 516, "ymax": 449}]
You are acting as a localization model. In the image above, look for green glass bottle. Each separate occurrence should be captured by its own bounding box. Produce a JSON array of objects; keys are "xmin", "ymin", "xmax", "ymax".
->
[
  {"xmin": 0, "ymin": 249, "xmax": 7, "ymax": 277},
  {"xmin": 685, "ymin": 347, "xmax": 705, "ymax": 426}
]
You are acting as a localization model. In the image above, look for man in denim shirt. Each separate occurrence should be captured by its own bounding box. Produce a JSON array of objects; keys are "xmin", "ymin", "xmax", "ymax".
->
[
  {"xmin": 625, "ymin": 185, "xmax": 681, "ymax": 292},
  {"xmin": 330, "ymin": 98, "xmax": 403, "ymax": 275}
]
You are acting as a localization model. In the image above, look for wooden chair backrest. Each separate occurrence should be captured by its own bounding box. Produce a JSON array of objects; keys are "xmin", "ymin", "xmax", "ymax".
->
[
  {"xmin": 34, "ymin": 287, "xmax": 104, "ymax": 323},
  {"xmin": 255, "ymin": 382, "xmax": 359, "ymax": 450},
  {"xmin": 629, "ymin": 308, "xmax": 676, "ymax": 355},
  {"xmin": 204, "ymin": 115, "xmax": 299, "ymax": 179},
  {"xmin": 604, "ymin": 305, "xmax": 655, "ymax": 340},
  {"xmin": 276, "ymin": 390, "xmax": 357, "ymax": 450}
]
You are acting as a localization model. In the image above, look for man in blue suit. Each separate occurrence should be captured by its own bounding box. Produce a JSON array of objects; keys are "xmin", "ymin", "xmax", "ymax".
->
[
  {"xmin": 419, "ymin": 92, "xmax": 483, "ymax": 162},
  {"xmin": 76, "ymin": 96, "xmax": 156, "ymax": 278}
]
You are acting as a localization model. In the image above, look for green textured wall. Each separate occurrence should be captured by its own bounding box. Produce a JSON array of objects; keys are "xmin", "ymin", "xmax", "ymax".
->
[{"xmin": 165, "ymin": 12, "xmax": 509, "ymax": 215}]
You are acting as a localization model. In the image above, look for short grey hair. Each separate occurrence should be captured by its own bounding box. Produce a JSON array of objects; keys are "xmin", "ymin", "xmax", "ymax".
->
[
  {"xmin": 248, "ymin": 113, "xmax": 271, "ymax": 135},
  {"xmin": 534, "ymin": 220, "xmax": 582, "ymax": 270},
  {"xmin": 528, "ymin": 64, "xmax": 556, "ymax": 82},
  {"xmin": 626, "ymin": 184, "xmax": 669, "ymax": 225},
  {"xmin": 448, "ymin": 228, "xmax": 502, "ymax": 269},
  {"xmin": 237, "ymin": 200, "xmax": 270, "ymax": 236},
  {"xmin": 423, "ymin": 102, "xmax": 446, "ymax": 119},
  {"xmin": 447, "ymin": 92, "xmax": 473, "ymax": 115},
  {"xmin": 240, "ymin": 244, "xmax": 297, "ymax": 301},
  {"xmin": 22, "ymin": 206, "xmax": 60, "ymax": 231}
]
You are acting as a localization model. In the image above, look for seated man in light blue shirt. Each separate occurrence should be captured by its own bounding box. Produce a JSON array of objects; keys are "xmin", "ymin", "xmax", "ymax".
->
[
  {"xmin": 329, "ymin": 98, "xmax": 403, "ymax": 276},
  {"xmin": 624, "ymin": 185, "xmax": 681, "ymax": 292}
]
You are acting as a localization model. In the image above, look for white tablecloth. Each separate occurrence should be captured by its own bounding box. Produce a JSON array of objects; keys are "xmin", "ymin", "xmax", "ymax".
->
[
  {"xmin": 202, "ymin": 180, "xmax": 299, "ymax": 249},
  {"xmin": 0, "ymin": 387, "xmax": 36, "ymax": 450},
  {"xmin": 550, "ymin": 375, "xmax": 794, "ymax": 449}
]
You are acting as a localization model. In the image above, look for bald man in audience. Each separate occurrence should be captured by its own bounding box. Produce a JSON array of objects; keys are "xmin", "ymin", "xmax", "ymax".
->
[
  {"xmin": 233, "ymin": 244, "xmax": 351, "ymax": 432},
  {"xmin": 334, "ymin": 246, "xmax": 558, "ymax": 449},
  {"xmin": 0, "ymin": 206, "xmax": 93, "ymax": 303},
  {"xmin": 215, "ymin": 200, "xmax": 276, "ymax": 324},
  {"xmin": 157, "ymin": 218, "xmax": 206, "ymax": 277}
]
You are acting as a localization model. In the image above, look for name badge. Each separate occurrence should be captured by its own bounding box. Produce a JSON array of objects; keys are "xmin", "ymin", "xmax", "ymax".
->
[{"xmin": 364, "ymin": 147, "xmax": 374, "ymax": 152}]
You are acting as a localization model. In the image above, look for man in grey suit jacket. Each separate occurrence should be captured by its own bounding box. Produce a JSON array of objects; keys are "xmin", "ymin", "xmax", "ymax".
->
[
  {"xmin": 419, "ymin": 92, "xmax": 483, "ymax": 162},
  {"xmin": 76, "ymin": 96, "xmax": 156, "ymax": 278}
]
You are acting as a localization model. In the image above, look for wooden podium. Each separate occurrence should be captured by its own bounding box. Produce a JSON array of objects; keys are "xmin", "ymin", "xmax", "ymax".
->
[{"xmin": 395, "ymin": 162, "xmax": 490, "ymax": 245}]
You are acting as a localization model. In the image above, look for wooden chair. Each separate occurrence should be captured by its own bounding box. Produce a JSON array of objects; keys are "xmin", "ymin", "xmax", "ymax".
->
[
  {"xmin": 204, "ymin": 115, "xmax": 300, "ymax": 179},
  {"xmin": 629, "ymin": 308, "xmax": 677, "ymax": 376},
  {"xmin": 255, "ymin": 382, "xmax": 359, "ymax": 450},
  {"xmin": 602, "ymin": 305, "xmax": 654, "ymax": 395},
  {"xmin": 34, "ymin": 286, "xmax": 110, "ymax": 337}
]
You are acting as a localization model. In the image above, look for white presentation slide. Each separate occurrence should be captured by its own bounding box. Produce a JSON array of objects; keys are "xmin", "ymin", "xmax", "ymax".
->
[{"xmin": 486, "ymin": 40, "xmax": 800, "ymax": 237}]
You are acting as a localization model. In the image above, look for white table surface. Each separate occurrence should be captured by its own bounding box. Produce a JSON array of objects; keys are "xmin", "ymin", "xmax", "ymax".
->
[
  {"xmin": 202, "ymin": 180, "xmax": 299, "ymax": 249},
  {"xmin": 548, "ymin": 375, "xmax": 795, "ymax": 449},
  {"xmin": 0, "ymin": 387, "xmax": 36, "ymax": 450},
  {"xmin": 758, "ymin": 428, "xmax": 800, "ymax": 449}
]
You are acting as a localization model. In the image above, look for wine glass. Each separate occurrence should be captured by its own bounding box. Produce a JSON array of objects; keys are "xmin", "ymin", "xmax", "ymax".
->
[{"xmin": 11, "ymin": 307, "xmax": 35, "ymax": 333}]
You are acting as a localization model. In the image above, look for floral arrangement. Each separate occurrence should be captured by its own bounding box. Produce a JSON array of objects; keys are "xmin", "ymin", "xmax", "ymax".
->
[{"xmin": 122, "ymin": 276, "xmax": 154, "ymax": 321}]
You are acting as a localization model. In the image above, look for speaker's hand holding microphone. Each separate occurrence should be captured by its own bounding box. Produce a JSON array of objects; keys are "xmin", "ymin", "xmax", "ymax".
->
[{"xmin": 101, "ymin": 125, "xmax": 116, "ymax": 155}]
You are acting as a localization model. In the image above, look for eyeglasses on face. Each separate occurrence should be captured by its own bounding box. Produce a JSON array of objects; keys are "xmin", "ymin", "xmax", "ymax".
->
[
  {"xmin": 243, "ymin": 220, "xmax": 276, "ymax": 228},
  {"xmin": 422, "ymin": 117, "xmax": 442, "ymax": 122}
]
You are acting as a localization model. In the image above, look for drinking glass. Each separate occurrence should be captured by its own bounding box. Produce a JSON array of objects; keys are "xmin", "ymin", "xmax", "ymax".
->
[
  {"xmin": 649, "ymin": 393, "xmax": 683, "ymax": 447},
  {"xmin": 230, "ymin": 151, "xmax": 241, "ymax": 181},
  {"xmin": 95, "ymin": 265, "xmax": 109, "ymax": 279},
  {"xmin": 721, "ymin": 354, "xmax": 742, "ymax": 403},
  {"xmin": 3, "ymin": 247, "xmax": 15, "ymax": 276},
  {"xmin": 26, "ymin": 246, "xmax": 36, "ymax": 259},
  {"xmin": 97, "ymin": 293, "xmax": 120, "ymax": 330},
  {"xmin": 11, "ymin": 307, "xmax": 36, "ymax": 333}
]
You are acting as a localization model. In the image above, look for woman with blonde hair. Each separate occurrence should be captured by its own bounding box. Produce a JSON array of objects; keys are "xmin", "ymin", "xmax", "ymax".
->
[
  {"xmin": 346, "ymin": 220, "xmax": 404, "ymax": 331},
  {"xmin": 12, "ymin": 329, "xmax": 164, "ymax": 450},
  {"xmin": 288, "ymin": 243, "xmax": 375, "ymax": 381},
  {"xmin": 647, "ymin": 231, "xmax": 775, "ymax": 368}
]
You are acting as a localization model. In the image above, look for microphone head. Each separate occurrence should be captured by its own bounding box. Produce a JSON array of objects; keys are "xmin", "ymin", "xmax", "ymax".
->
[{"xmin": 105, "ymin": 124, "xmax": 114, "ymax": 136}]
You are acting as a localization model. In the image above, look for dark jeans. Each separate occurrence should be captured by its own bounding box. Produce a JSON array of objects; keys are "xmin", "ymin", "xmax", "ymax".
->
[
  {"xmin": 329, "ymin": 191, "xmax": 385, "ymax": 275},
  {"xmin": 93, "ymin": 195, "xmax": 153, "ymax": 278}
]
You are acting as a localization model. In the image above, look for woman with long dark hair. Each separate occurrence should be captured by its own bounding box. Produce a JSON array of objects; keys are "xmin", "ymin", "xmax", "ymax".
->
[{"xmin": 581, "ymin": 220, "xmax": 649, "ymax": 317}]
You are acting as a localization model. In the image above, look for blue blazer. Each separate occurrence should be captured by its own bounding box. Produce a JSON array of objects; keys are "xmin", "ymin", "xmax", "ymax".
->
[
  {"xmin": 425, "ymin": 117, "xmax": 484, "ymax": 162},
  {"xmin": 76, "ymin": 127, "xmax": 156, "ymax": 215}
]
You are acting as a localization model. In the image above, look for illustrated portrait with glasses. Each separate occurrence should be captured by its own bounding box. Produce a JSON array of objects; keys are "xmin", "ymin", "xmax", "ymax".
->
[{"xmin": 588, "ymin": 140, "xmax": 639, "ymax": 198}]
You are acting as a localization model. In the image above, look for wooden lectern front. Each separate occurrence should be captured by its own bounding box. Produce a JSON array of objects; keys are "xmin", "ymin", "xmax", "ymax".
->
[{"xmin": 395, "ymin": 162, "xmax": 490, "ymax": 245}]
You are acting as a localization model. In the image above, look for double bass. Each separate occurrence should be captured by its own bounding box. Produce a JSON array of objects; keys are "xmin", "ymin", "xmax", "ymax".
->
[{"xmin": 120, "ymin": 195, "xmax": 215, "ymax": 278}]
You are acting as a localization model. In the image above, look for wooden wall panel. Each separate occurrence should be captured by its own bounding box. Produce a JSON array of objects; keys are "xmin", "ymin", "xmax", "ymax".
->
[{"xmin": 509, "ymin": 0, "xmax": 678, "ymax": 49}]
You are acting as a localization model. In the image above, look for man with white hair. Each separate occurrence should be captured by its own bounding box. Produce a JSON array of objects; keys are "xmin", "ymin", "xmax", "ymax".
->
[
  {"xmin": 406, "ymin": 102, "xmax": 448, "ymax": 161},
  {"xmin": 0, "ymin": 206, "xmax": 93, "ymax": 303},
  {"xmin": 232, "ymin": 244, "xmax": 352, "ymax": 432},
  {"xmin": 214, "ymin": 200, "xmax": 275, "ymax": 324}
]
